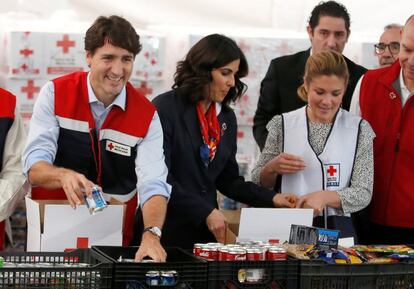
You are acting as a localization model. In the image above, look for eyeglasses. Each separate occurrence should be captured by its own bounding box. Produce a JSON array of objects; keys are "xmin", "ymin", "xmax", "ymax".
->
[{"xmin": 374, "ymin": 42, "xmax": 400, "ymax": 55}]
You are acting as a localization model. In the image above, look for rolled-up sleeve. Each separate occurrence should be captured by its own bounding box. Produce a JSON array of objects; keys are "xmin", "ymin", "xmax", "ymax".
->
[{"xmin": 136, "ymin": 111, "xmax": 171, "ymax": 206}]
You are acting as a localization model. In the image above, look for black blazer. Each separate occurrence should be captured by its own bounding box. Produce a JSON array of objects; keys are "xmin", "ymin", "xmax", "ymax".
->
[
  {"xmin": 148, "ymin": 89, "xmax": 275, "ymax": 249},
  {"xmin": 253, "ymin": 49, "xmax": 367, "ymax": 150}
]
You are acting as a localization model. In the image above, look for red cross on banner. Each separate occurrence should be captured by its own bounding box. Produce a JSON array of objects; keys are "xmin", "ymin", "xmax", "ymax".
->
[
  {"xmin": 21, "ymin": 80, "xmax": 40, "ymax": 99},
  {"xmin": 20, "ymin": 48, "xmax": 33, "ymax": 57},
  {"xmin": 327, "ymin": 165, "xmax": 337, "ymax": 176},
  {"xmin": 57, "ymin": 34, "xmax": 75, "ymax": 54}
]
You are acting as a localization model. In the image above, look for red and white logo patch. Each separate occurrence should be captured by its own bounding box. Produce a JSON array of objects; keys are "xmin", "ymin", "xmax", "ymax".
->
[
  {"xmin": 324, "ymin": 163, "xmax": 340, "ymax": 188},
  {"xmin": 106, "ymin": 140, "xmax": 131, "ymax": 156}
]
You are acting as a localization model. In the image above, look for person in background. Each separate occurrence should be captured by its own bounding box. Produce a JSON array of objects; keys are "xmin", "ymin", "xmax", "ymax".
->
[
  {"xmin": 375, "ymin": 23, "xmax": 402, "ymax": 68},
  {"xmin": 349, "ymin": 15, "xmax": 414, "ymax": 245},
  {"xmin": 253, "ymin": 1, "xmax": 366, "ymax": 151},
  {"xmin": 252, "ymin": 50, "xmax": 374, "ymax": 241},
  {"xmin": 0, "ymin": 88, "xmax": 29, "ymax": 250},
  {"xmin": 22, "ymin": 15, "xmax": 171, "ymax": 261},
  {"xmin": 135, "ymin": 34, "xmax": 297, "ymax": 249}
]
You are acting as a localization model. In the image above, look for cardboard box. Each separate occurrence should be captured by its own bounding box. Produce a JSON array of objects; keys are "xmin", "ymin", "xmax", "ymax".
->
[
  {"xmin": 26, "ymin": 197, "xmax": 124, "ymax": 252},
  {"xmin": 44, "ymin": 33, "xmax": 88, "ymax": 76},
  {"xmin": 221, "ymin": 209, "xmax": 241, "ymax": 244}
]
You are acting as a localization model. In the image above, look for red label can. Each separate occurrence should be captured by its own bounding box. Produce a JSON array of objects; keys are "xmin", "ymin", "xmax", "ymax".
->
[
  {"xmin": 227, "ymin": 248, "xmax": 246, "ymax": 261},
  {"xmin": 266, "ymin": 246, "xmax": 287, "ymax": 260}
]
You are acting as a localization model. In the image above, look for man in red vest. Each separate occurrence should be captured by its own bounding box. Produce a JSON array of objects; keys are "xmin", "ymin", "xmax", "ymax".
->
[
  {"xmin": 350, "ymin": 15, "xmax": 414, "ymax": 244},
  {"xmin": 22, "ymin": 16, "xmax": 171, "ymax": 261},
  {"xmin": 0, "ymin": 88, "xmax": 28, "ymax": 250}
]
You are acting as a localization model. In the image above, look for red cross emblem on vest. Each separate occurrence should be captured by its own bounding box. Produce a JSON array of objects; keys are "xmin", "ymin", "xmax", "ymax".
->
[
  {"xmin": 108, "ymin": 142, "xmax": 114, "ymax": 150},
  {"xmin": 324, "ymin": 163, "xmax": 340, "ymax": 188},
  {"xmin": 327, "ymin": 165, "xmax": 337, "ymax": 176}
]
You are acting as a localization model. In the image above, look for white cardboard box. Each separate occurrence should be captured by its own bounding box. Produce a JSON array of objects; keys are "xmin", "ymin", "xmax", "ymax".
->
[{"xmin": 26, "ymin": 197, "xmax": 124, "ymax": 252}]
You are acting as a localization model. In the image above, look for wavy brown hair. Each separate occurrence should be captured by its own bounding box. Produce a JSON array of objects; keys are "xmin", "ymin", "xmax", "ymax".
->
[{"xmin": 173, "ymin": 34, "xmax": 248, "ymax": 107}]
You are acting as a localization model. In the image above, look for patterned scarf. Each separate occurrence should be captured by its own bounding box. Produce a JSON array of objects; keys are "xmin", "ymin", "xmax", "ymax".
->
[{"xmin": 196, "ymin": 102, "xmax": 221, "ymax": 167}]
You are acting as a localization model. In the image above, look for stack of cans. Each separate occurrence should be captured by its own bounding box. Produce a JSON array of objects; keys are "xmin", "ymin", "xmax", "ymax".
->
[
  {"xmin": 193, "ymin": 241, "xmax": 288, "ymax": 284},
  {"xmin": 193, "ymin": 241, "xmax": 287, "ymax": 261}
]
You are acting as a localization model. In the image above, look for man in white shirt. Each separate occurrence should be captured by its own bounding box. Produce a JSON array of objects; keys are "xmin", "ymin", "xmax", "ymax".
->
[{"xmin": 22, "ymin": 15, "xmax": 171, "ymax": 261}]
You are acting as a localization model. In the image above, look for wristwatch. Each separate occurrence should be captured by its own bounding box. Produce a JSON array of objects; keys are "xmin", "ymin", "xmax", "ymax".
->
[{"xmin": 143, "ymin": 226, "xmax": 162, "ymax": 238}]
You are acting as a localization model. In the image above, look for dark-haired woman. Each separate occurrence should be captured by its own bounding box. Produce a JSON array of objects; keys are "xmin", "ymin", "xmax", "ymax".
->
[{"xmin": 134, "ymin": 34, "xmax": 295, "ymax": 249}]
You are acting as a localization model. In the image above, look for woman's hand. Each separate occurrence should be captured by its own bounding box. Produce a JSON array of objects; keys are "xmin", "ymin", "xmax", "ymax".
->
[
  {"xmin": 273, "ymin": 193, "xmax": 298, "ymax": 208},
  {"xmin": 266, "ymin": 153, "xmax": 306, "ymax": 175},
  {"xmin": 296, "ymin": 191, "xmax": 326, "ymax": 217},
  {"xmin": 260, "ymin": 153, "xmax": 306, "ymax": 188},
  {"xmin": 206, "ymin": 209, "xmax": 227, "ymax": 243}
]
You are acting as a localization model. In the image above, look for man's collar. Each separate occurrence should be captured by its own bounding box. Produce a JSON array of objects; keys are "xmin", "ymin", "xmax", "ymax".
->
[{"xmin": 87, "ymin": 72, "xmax": 126, "ymax": 110}]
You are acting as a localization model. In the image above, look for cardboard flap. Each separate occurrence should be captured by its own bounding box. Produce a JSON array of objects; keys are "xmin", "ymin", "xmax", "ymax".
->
[{"xmin": 25, "ymin": 197, "xmax": 41, "ymax": 231}]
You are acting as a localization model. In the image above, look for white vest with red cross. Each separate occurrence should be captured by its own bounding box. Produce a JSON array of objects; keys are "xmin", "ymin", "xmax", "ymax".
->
[{"xmin": 281, "ymin": 107, "xmax": 361, "ymax": 216}]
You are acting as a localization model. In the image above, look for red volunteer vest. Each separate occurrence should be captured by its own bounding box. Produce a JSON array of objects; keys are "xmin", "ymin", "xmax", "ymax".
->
[{"xmin": 360, "ymin": 61, "xmax": 414, "ymax": 228}]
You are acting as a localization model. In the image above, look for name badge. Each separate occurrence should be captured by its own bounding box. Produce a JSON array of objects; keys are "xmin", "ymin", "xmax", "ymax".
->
[{"xmin": 106, "ymin": 140, "xmax": 131, "ymax": 156}]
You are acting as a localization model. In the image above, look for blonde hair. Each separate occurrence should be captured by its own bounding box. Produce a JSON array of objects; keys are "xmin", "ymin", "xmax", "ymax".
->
[{"xmin": 297, "ymin": 50, "xmax": 349, "ymax": 102}]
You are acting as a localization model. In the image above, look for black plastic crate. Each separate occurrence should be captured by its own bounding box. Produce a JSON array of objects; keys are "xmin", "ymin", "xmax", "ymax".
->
[
  {"xmin": 299, "ymin": 260, "xmax": 414, "ymax": 289},
  {"xmin": 207, "ymin": 259, "xmax": 299, "ymax": 289},
  {"xmin": 0, "ymin": 249, "xmax": 112, "ymax": 288},
  {"xmin": 93, "ymin": 246, "xmax": 208, "ymax": 289}
]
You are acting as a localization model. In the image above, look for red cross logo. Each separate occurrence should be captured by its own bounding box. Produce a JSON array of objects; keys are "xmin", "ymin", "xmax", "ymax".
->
[
  {"xmin": 327, "ymin": 165, "xmax": 337, "ymax": 176},
  {"xmin": 108, "ymin": 142, "xmax": 114, "ymax": 150},
  {"xmin": 20, "ymin": 48, "xmax": 33, "ymax": 57},
  {"xmin": 57, "ymin": 34, "xmax": 75, "ymax": 54},
  {"xmin": 21, "ymin": 80, "xmax": 40, "ymax": 99}
]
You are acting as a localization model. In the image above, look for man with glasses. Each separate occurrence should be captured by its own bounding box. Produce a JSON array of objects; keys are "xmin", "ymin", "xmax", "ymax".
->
[
  {"xmin": 375, "ymin": 24, "xmax": 402, "ymax": 68},
  {"xmin": 350, "ymin": 15, "xmax": 414, "ymax": 245},
  {"xmin": 253, "ymin": 1, "xmax": 366, "ymax": 151}
]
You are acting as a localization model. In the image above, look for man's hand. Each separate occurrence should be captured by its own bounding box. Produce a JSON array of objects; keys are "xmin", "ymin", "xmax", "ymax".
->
[
  {"xmin": 273, "ymin": 192, "xmax": 297, "ymax": 208},
  {"xmin": 59, "ymin": 169, "xmax": 95, "ymax": 208},
  {"xmin": 206, "ymin": 209, "xmax": 227, "ymax": 243},
  {"xmin": 135, "ymin": 232, "xmax": 167, "ymax": 262}
]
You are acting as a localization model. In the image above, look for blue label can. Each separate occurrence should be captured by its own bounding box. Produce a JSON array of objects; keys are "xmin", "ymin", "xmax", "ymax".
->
[{"xmin": 84, "ymin": 186, "xmax": 107, "ymax": 214}]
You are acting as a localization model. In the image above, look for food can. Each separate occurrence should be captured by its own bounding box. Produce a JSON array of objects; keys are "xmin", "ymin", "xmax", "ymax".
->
[
  {"xmin": 145, "ymin": 271, "xmax": 160, "ymax": 286},
  {"xmin": 160, "ymin": 270, "xmax": 177, "ymax": 286},
  {"xmin": 84, "ymin": 186, "xmax": 107, "ymax": 214},
  {"xmin": 227, "ymin": 248, "xmax": 246, "ymax": 261},
  {"xmin": 266, "ymin": 246, "xmax": 287, "ymax": 260},
  {"xmin": 193, "ymin": 243, "xmax": 203, "ymax": 256}
]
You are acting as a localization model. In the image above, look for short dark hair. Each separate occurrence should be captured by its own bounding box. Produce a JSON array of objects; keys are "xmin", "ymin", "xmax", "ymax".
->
[
  {"xmin": 309, "ymin": 1, "xmax": 351, "ymax": 33},
  {"xmin": 173, "ymin": 34, "xmax": 248, "ymax": 107},
  {"xmin": 85, "ymin": 15, "xmax": 142, "ymax": 56}
]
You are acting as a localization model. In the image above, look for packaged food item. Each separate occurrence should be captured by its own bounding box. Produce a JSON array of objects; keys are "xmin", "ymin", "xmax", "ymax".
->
[{"xmin": 84, "ymin": 186, "xmax": 107, "ymax": 214}]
